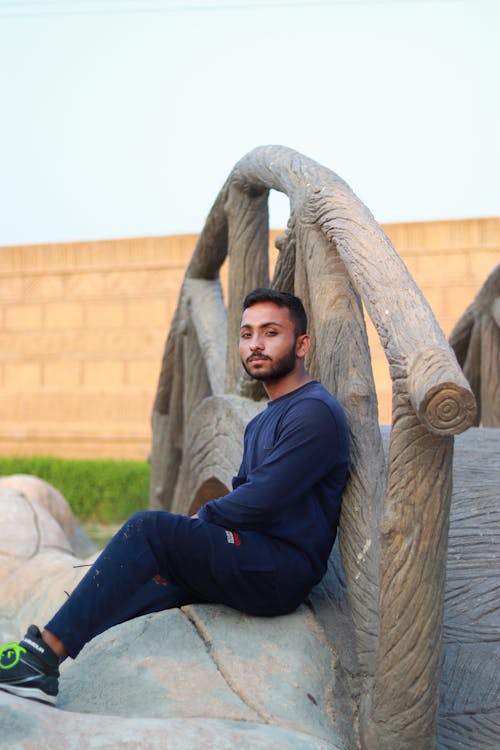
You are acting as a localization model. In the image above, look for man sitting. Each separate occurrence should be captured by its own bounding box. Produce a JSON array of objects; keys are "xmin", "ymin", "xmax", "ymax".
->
[{"xmin": 0, "ymin": 288, "xmax": 350, "ymax": 705}]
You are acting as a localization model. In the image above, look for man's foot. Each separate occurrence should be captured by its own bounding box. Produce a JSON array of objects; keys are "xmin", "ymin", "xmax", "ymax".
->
[{"xmin": 0, "ymin": 625, "xmax": 59, "ymax": 705}]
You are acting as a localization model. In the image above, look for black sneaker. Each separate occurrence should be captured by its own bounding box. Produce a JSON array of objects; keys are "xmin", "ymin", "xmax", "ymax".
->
[{"xmin": 0, "ymin": 625, "xmax": 59, "ymax": 706}]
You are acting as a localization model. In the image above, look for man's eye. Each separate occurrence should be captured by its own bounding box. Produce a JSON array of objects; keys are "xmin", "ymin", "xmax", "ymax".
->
[
  {"xmin": 266, "ymin": 330, "xmax": 277, "ymax": 336},
  {"xmin": 240, "ymin": 332, "xmax": 251, "ymax": 339}
]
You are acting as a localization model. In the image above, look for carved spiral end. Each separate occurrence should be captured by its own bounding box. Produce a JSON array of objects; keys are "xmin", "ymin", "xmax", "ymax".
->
[{"xmin": 420, "ymin": 383, "xmax": 477, "ymax": 435}]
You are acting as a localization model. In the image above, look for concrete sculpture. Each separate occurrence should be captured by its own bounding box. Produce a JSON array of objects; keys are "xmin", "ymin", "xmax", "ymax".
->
[{"xmin": 149, "ymin": 145, "xmax": 497, "ymax": 749}]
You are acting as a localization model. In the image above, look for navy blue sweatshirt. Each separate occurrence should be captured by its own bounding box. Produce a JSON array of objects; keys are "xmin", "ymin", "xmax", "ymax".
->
[{"xmin": 198, "ymin": 381, "xmax": 350, "ymax": 581}]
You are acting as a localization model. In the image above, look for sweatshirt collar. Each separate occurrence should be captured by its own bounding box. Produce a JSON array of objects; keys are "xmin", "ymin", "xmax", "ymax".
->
[{"xmin": 266, "ymin": 380, "xmax": 319, "ymax": 408}]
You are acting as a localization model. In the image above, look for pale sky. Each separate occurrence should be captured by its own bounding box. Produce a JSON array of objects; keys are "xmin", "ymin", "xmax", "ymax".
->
[{"xmin": 0, "ymin": 0, "xmax": 498, "ymax": 245}]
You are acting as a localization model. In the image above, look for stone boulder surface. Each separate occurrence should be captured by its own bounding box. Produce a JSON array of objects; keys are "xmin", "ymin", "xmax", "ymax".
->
[
  {"xmin": 57, "ymin": 603, "xmax": 348, "ymax": 746},
  {"xmin": 0, "ymin": 474, "xmax": 96, "ymax": 560},
  {"xmin": 0, "ymin": 475, "xmax": 97, "ymax": 645},
  {"xmin": 0, "ymin": 691, "xmax": 335, "ymax": 749}
]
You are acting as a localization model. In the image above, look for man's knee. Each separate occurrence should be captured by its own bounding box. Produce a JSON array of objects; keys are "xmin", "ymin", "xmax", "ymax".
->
[
  {"xmin": 121, "ymin": 509, "xmax": 178, "ymax": 540},
  {"xmin": 120, "ymin": 510, "xmax": 156, "ymax": 539}
]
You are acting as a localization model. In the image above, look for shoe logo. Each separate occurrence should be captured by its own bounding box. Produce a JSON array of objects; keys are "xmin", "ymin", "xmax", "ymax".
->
[
  {"xmin": 0, "ymin": 643, "xmax": 27, "ymax": 670},
  {"xmin": 22, "ymin": 637, "xmax": 44, "ymax": 654}
]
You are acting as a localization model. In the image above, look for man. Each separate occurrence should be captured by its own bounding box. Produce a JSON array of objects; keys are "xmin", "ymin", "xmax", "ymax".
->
[{"xmin": 0, "ymin": 288, "xmax": 350, "ymax": 705}]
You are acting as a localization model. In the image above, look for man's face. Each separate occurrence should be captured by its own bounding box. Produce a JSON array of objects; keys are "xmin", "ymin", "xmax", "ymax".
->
[{"xmin": 239, "ymin": 301, "xmax": 301, "ymax": 382}]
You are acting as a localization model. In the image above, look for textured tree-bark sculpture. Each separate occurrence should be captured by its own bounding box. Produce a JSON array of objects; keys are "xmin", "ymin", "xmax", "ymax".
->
[
  {"xmin": 449, "ymin": 263, "xmax": 500, "ymax": 427},
  {"xmin": 150, "ymin": 146, "xmax": 476, "ymax": 750}
]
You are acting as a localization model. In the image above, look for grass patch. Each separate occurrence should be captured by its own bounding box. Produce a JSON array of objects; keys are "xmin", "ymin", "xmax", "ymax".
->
[
  {"xmin": 81, "ymin": 522, "xmax": 122, "ymax": 548},
  {"xmin": 0, "ymin": 456, "xmax": 149, "ymax": 523}
]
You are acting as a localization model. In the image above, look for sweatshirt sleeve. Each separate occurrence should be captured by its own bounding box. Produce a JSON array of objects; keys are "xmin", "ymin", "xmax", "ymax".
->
[{"xmin": 197, "ymin": 397, "xmax": 348, "ymax": 530}]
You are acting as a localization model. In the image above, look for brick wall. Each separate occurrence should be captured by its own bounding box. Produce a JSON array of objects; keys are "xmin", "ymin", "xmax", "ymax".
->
[
  {"xmin": 0, "ymin": 235, "xmax": 197, "ymax": 459},
  {"xmin": 0, "ymin": 218, "xmax": 498, "ymax": 459}
]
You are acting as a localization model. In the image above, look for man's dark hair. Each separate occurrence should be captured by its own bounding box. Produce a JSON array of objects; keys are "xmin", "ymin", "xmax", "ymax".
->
[{"xmin": 242, "ymin": 288, "xmax": 308, "ymax": 336}]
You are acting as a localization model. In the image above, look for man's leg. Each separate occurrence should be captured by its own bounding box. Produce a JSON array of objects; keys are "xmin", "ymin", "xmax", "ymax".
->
[
  {"xmin": 44, "ymin": 511, "xmax": 211, "ymax": 659},
  {"xmin": 0, "ymin": 511, "xmax": 209, "ymax": 704},
  {"xmin": 43, "ymin": 577, "xmax": 200, "ymax": 657}
]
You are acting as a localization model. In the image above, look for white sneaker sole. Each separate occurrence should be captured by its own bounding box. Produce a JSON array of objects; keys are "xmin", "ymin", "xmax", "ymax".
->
[{"xmin": 0, "ymin": 683, "xmax": 57, "ymax": 706}]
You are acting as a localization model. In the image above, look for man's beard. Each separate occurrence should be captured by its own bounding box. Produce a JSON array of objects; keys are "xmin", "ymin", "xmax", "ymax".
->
[{"xmin": 241, "ymin": 345, "xmax": 297, "ymax": 382}]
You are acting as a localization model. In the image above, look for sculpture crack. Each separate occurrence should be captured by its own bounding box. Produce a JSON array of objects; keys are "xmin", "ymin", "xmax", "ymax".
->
[
  {"xmin": 180, "ymin": 606, "xmax": 270, "ymax": 724},
  {"xmin": 440, "ymin": 707, "xmax": 500, "ymax": 717},
  {"xmin": 25, "ymin": 495, "xmax": 42, "ymax": 558}
]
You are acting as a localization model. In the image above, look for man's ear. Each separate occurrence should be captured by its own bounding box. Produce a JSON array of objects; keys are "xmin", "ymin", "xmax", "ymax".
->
[{"xmin": 296, "ymin": 334, "xmax": 310, "ymax": 358}]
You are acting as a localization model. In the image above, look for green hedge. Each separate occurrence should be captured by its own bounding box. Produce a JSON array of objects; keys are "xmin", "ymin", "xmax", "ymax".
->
[{"xmin": 0, "ymin": 456, "xmax": 149, "ymax": 523}]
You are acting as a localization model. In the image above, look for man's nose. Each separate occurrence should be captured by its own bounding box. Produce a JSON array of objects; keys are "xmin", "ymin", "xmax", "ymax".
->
[{"xmin": 249, "ymin": 336, "xmax": 264, "ymax": 350}]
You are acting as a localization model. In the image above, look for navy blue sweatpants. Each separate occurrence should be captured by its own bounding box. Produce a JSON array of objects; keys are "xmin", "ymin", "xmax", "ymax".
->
[{"xmin": 45, "ymin": 511, "xmax": 312, "ymax": 659}]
